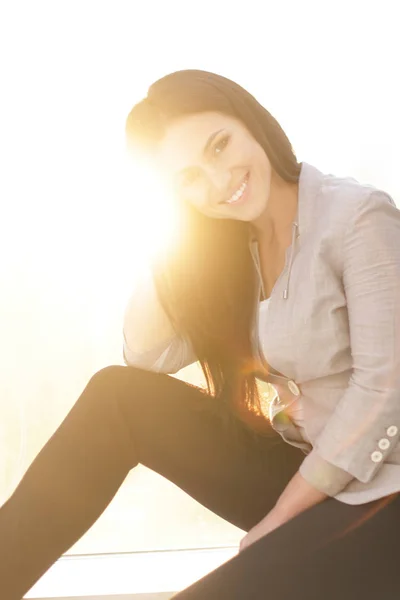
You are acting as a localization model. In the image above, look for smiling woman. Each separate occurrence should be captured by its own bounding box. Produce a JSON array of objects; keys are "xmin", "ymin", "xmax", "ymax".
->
[
  {"xmin": 4, "ymin": 66, "xmax": 400, "ymax": 600},
  {"xmin": 125, "ymin": 69, "xmax": 301, "ymax": 421},
  {"xmin": 153, "ymin": 112, "xmax": 273, "ymax": 220}
]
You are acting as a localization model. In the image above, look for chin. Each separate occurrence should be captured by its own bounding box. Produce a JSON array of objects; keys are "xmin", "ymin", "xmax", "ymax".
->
[{"xmin": 240, "ymin": 204, "xmax": 266, "ymax": 224}]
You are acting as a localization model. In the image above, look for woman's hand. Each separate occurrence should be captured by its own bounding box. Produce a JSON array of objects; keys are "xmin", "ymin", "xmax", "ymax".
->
[
  {"xmin": 239, "ymin": 506, "xmax": 286, "ymax": 552},
  {"xmin": 239, "ymin": 471, "xmax": 329, "ymax": 552}
]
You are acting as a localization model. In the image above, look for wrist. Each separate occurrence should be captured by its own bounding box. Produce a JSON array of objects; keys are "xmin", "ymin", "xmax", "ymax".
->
[
  {"xmin": 273, "ymin": 497, "xmax": 301, "ymax": 522},
  {"xmin": 274, "ymin": 471, "xmax": 328, "ymax": 519}
]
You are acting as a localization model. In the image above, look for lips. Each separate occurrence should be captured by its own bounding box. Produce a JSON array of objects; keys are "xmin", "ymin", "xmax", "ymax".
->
[{"xmin": 219, "ymin": 172, "xmax": 250, "ymax": 205}]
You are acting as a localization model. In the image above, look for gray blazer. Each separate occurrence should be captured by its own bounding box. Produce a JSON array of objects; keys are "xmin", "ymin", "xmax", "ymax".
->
[{"xmin": 123, "ymin": 162, "xmax": 400, "ymax": 506}]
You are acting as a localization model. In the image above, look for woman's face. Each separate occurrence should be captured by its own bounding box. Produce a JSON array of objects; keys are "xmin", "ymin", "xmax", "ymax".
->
[{"xmin": 154, "ymin": 111, "xmax": 273, "ymax": 222}]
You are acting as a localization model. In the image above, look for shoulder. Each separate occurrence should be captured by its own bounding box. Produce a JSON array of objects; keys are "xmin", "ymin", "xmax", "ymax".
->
[
  {"xmin": 321, "ymin": 169, "xmax": 395, "ymax": 214},
  {"xmin": 300, "ymin": 164, "xmax": 399, "ymax": 274},
  {"xmin": 308, "ymin": 165, "xmax": 398, "ymax": 234}
]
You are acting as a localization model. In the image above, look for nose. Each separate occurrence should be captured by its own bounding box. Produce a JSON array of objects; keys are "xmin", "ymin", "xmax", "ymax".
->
[{"xmin": 205, "ymin": 167, "xmax": 231, "ymax": 194}]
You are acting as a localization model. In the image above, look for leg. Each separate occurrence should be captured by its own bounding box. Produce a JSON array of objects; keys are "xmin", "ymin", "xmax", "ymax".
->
[
  {"xmin": 173, "ymin": 493, "xmax": 400, "ymax": 599},
  {"xmin": 0, "ymin": 365, "xmax": 302, "ymax": 599}
]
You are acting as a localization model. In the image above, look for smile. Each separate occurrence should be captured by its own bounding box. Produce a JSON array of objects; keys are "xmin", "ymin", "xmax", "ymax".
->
[{"xmin": 221, "ymin": 173, "xmax": 250, "ymax": 205}]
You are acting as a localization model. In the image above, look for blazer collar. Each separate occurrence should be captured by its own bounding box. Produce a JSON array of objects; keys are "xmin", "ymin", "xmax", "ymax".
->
[
  {"xmin": 296, "ymin": 161, "xmax": 324, "ymax": 237},
  {"xmin": 247, "ymin": 161, "xmax": 324, "ymax": 300},
  {"xmin": 247, "ymin": 161, "xmax": 323, "ymax": 242}
]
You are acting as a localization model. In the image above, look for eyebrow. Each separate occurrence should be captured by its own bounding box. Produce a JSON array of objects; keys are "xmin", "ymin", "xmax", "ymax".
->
[{"xmin": 203, "ymin": 128, "xmax": 224, "ymax": 155}]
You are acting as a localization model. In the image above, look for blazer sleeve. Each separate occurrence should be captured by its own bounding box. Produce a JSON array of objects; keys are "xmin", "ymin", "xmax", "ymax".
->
[
  {"xmin": 300, "ymin": 190, "xmax": 400, "ymax": 496},
  {"xmin": 122, "ymin": 268, "xmax": 197, "ymax": 374}
]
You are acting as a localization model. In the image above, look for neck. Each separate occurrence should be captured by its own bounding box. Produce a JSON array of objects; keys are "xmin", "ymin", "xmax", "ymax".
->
[{"xmin": 250, "ymin": 171, "xmax": 298, "ymax": 248}]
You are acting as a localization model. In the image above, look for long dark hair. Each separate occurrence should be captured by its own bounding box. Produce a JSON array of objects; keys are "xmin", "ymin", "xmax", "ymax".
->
[{"xmin": 125, "ymin": 69, "xmax": 301, "ymax": 433}]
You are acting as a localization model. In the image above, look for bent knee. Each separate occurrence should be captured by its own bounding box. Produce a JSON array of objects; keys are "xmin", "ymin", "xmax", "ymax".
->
[{"xmin": 89, "ymin": 364, "xmax": 161, "ymax": 392}]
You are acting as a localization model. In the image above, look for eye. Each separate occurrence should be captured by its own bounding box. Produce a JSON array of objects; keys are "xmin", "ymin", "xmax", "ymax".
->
[{"xmin": 212, "ymin": 135, "xmax": 230, "ymax": 156}]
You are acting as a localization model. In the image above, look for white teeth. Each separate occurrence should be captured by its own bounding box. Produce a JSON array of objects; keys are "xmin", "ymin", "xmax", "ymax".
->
[{"xmin": 226, "ymin": 177, "xmax": 248, "ymax": 204}]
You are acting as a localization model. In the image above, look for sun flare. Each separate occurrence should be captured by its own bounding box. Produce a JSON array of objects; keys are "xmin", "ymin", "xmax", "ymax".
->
[{"xmin": 121, "ymin": 153, "xmax": 181, "ymax": 269}]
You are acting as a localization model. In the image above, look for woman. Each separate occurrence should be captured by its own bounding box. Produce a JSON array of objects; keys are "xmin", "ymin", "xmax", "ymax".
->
[{"xmin": 1, "ymin": 69, "xmax": 400, "ymax": 599}]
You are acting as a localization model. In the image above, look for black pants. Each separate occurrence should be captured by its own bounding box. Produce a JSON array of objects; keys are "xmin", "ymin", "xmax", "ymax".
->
[{"xmin": 0, "ymin": 365, "xmax": 399, "ymax": 599}]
